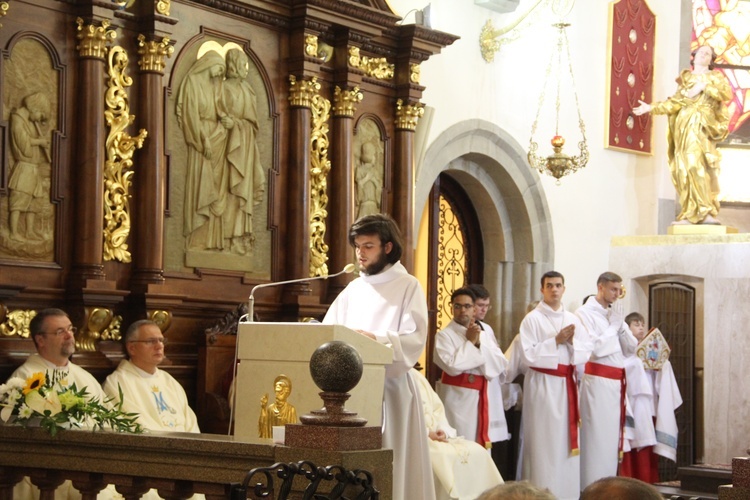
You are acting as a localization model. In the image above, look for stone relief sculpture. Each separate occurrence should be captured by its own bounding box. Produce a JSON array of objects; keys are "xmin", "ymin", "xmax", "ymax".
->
[
  {"xmin": 8, "ymin": 92, "xmax": 52, "ymax": 242},
  {"xmin": 353, "ymin": 118, "xmax": 385, "ymax": 220},
  {"xmin": 221, "ymin": 49, "xmax": 266, "ymax": 256},
  {"xmin": 176, "ymin": 48, "xmax": 266, "ymax": 258}
]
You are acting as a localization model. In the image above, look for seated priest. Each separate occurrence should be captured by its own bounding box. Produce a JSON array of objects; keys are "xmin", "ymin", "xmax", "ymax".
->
[
  {"xmin": 104, "ymin": 319, "xmax": 200, "ymax": 432},
  {"xmin": 410, "ymin": 368, "xmax": 504, "ymax": 500}
]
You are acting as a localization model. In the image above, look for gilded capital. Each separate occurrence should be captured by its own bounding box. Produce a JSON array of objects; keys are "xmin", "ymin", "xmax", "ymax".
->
[
  {"xmin": 395, "ymin": 99, "xmax": 424, "ymax": 131},
  {"xmin": 137, "ymin": 35, "xmax": 174, "ymax": 73},
  {"xmin": 288, "ymin": 75, "xmax": 320, "ymax": 108},
  {"xmin": 333, "ymin": 86, "xmax": 363, "ymax": 117},
  {"xmin": 348, "ymin": 46, "xmax": 361, "ymax": 68},
  {"xmin": 410, "ymin": 63, "xmax": 421, "ymax": 85},
  {"xmin": 304, "ymin": 34, "xmax": 319, "ymax": 58},
  {"xmin": 155, "ymin": 0, "xmax": 171, "ymax": 16},
  {"xmin": 76, "ymin": 18, "xmax": 117, "ymax": 60}
]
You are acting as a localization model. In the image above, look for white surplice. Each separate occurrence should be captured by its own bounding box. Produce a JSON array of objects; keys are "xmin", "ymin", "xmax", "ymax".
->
[
  {"xmin": 323, "ymin": 262, "xmax": 435, "ymax": 500},
  {"xmin": 622, "ymin": 354, "xmax": 656, "ymax": 452},
  {"xmin": 652, "ymin": 360, "xmax": 683, "ymax": 461},
  {"xmin": 519, "ymin": 301, "xmax": 591, "ymax": 500},
  {"xmin": 433, "ymin": 319, "xmax": 508, "ymax": 444},
  {"xmin": 576, "ymin": 299, "xmax": 638, "ymax": 489},
  {"xmin": 480, "ymin": 321, "xmax": 511, "ymax": 443},
  {"xmin": 411, "ymin": 369, "xmax": 503, "ymax": 500}
]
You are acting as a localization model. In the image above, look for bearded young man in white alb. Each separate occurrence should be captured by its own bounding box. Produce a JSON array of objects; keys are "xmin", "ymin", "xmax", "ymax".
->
[
  {"xmin": 433, "ymin": 287, "xmax": 508, "ymax": 452},
  {"xmin": 323, "ymin": 213, "xmax": 435, "ymax": 500},
  {"xmin": 575, "ymin": 272, "xmax": 638, "ymax": 490},
  {"xmin": 9, "ymin": 308, "xmax": 114, "ymax": 500},
  {"xmin": 519, "ymin": 271, "xmax": 591, "ymax": 500}
]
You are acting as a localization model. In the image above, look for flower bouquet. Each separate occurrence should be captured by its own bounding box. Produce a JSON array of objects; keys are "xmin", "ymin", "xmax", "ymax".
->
[{"xmin": 0, "ymin": 371, "xmax": 143, "ymax": 436}]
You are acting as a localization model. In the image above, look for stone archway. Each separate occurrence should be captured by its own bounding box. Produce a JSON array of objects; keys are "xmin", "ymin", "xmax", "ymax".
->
[{"xmin": 415, "ymin": 119, "xmax": 554, "ymax": 343}]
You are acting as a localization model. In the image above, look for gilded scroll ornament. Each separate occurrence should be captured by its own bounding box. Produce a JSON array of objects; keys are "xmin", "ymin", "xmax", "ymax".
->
[
  {"xmin": 410, "ymin": 63, "xmax": 421, "ymax": 85},
  {"xmin": 332, "ymin": 86, "xmax": 363, "ymax": 117},
  {"xmin": 103, "ymin": 45, "xmax": 148, "ymax": 263},
  {"xmin": 304, "ymin": 34, "xmax": 318, "ymax": 58},
  {"xmin": 395, "ymin": 99, "xmax": 424, "ymax": 131},
  {"xmin": 348, "ymin": 46, "xmax": 361, "ymax": 68},
  {"xmin": 100, "ymin": 314, "xmax": 122, "ymax": 341},
  {"xmin": 155, "ymin": 0, "xmax": 170, "ymax": 16},
  {"xmin": 75, "ymin": 18, "xmax": 116, "ymax": 60},
  {"xmin": 148, "ymin": 309, "xmax": 172, "ymax": 333},
  {"xmin": 137, "ymin": 35, "xmax": 174, "ymax": 73},
  {"xmin": 0, "ymin": 309, "xmax": 36, "ymax": 338},
  {"xmin": 258, "ymin": 374, "xmax": 298, "ymax": 438},
  {"xmin": 0, "ymin": 2, "xmax": 9, "ymax": 27},
  {"xmin": 309, "ymin": 90, "xmax": 331, "ymax": 277},
  {"xmin": 77, "ymin": 307, "xmax": 114, "ymax": 352},
  {"xmin": 360, "ymin": 56, "xmax": 394, "ymax": 80},
  {"xmin": 288, "ymin": 75, "xmax": 320, "ymax": 108}
]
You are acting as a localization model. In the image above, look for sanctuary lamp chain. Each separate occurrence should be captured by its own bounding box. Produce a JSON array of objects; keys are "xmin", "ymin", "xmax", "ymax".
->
[{"xmin": 527, "ymin": 22, "xmax": 589, "ymax": 184}]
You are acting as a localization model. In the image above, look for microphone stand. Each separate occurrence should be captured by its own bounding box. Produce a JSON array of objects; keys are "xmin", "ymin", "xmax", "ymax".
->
[{"xmin": 245, "ymin": 263, "xmax": 357, "ymax": 323}]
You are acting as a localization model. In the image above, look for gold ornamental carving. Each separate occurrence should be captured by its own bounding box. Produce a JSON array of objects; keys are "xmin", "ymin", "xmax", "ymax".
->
[
  {"xmin": 0, "ymin": 2, "xmax": 9, "ymax": 28},
  {"xmin": 77, "ymin": 307, "xmax": 114, "ymax": 352},
  {"xmin": 288, "ymin": 75, "xmax": 319, "ymax": 108},
  {"xmin": 148, "ymin": 309, "xmax": 172, "ymax": 333},
  {"xmin": 395, "ymin": 99, "xmax": 424, "ymax": 131},
  {"xmin": 137, "ymin": 35, "xmax": 173, "ymax": 74},
  {"xmin": 75, "ymin": 18, "xmax": 116, "ymax": 60},
  {"xmin": 332, "ymin": 86, "xmax": 363, "ymax": 117},
  {"xmin": 309, "ymin": 89, "xmax": 331, "ymax": 277},
  {"xmin": 348, "ymin": 46, "xmax": 361, "ymax": 68},
  {"xmin": 258, "ymin": 374, "xmax": 298, "ymax": 439},
  {"xmin": 360, "ymin": 56, "xmax": 394, "ymax": 80},
  {"xmin": 304, "ymin": 34, "xmax": 318, "ymax": 58},
  {"xmin": 0, "ymin": 309, "xmax": 36, "ymax": 338},
  {"xmin": 410, "ymin": 63, "xmax": 421, "ymax": 85},
  {"xmin": 103, "ymin": 45, "xmax": 148, "ymax": 263},
  {"xmin": 155, "ymin": 0, "xmax": 170, "ymax": 16}
]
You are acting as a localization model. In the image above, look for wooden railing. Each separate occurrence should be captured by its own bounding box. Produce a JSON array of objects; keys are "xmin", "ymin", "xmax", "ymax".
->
[{"xmin": 0, "ymin": 425, "xmax": 392, "ymax": 499}]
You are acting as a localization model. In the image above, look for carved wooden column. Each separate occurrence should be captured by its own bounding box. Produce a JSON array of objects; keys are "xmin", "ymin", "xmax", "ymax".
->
[
  {"xmin": 327, "ymin": 85, "xmax": 362, "ymax": 300},
  {"xmin": 391, "ymin": 99, "xmax": 423, "ymax": 272},
  {"xmin": 131, "ymin": 35, "xmax": 173, "ymax": 287},
  {"xmin": 69, "ymin": 18, "xmax": 116, "ymax": 286},
  {"xmin": 284, "ymin": 75, "xmax": 314, "ymax": 301}
]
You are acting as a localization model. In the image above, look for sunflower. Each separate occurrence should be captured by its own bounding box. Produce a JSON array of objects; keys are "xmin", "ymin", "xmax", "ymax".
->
[{"xmin": 23, "ymin": 373, "xmax": 46, "ymax": 395}]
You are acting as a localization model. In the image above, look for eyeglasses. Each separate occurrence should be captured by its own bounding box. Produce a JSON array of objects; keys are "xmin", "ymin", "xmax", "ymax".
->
[
  {"xmin": 128, "ymin": 338, "xmax": 167, "ymax": 346},
  {"xmin": 45, "ymin": 326, "xmax": 77, "ymax": 337},
  {"xmin": 452, "ymin": 303, "xmax": 474, "ymax": 310}
]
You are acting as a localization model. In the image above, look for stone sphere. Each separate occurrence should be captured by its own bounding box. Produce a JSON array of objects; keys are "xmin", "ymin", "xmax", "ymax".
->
[{"xmin": 309, "ymin": 341, "xmax": 364, "ymax": 393}]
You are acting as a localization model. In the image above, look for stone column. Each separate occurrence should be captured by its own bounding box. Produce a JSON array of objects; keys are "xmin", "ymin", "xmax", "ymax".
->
[
  {"xmin": 131, "ymin": 35, "xmax": 173, "ymax": 287},
  {"xmin": 391, "ymin": 99, "xmax": 423, "ymax": 272}
]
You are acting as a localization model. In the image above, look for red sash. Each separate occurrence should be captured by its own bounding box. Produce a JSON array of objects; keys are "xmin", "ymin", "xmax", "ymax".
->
[
  {"xmin": 440, "ymin": 372, "xmax": 491, "ymax": 448},
  {"xmin": 531, "ymin": 364, "xmax": 580, "ymax": 455},
  {"xmin": 585, "ymin": 361, "xmax": 627, "ymax": 459}
]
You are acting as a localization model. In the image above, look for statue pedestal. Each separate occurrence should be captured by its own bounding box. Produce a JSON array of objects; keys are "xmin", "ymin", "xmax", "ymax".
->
[
  {"xmin": 284, "ymin": 424, "xmax": 382, "ymax": 451},
  {"xmin": 667, "ymin": 224, "xmax": 738, "ymax": 235}
]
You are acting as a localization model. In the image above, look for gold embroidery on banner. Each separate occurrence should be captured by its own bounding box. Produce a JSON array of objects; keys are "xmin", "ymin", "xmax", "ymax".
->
[
  {"xmin": 395, "ymin": 99, "xmax": 424, "ymax": 131},
  {"xmin": 103, "ymin": 45, "xmax": 148, "ymax": 263},
  {"xmin": 332, "ymin": 86, "xmax": 362, "ymax": 117},
  {"xmin": 309, "ymin": 87, "xmax": 331, "ymax": 277},
  {"xmin": 0, "ymin": 309, "xmax": 36, "ymax": 338},
  {"xmin": 137, "ymin": 35, "xmax": 173, "ymax": 73},
  {"xmin": 75, "ymin": 18, "xmax": 116, "ymax": 60}
]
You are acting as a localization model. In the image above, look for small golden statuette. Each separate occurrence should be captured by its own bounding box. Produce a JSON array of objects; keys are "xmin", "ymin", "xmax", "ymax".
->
[{"xmin": 258, "ymin": 375, "xmax": 298, "ymax": 438}]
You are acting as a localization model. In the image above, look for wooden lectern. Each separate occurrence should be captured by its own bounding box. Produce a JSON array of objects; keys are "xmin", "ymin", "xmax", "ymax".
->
[{"xmin": 233, "ymin": 322, "xmax": 393, "ymax": 440}]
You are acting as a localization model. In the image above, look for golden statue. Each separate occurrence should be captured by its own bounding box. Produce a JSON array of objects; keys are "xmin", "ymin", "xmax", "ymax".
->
[
  {"xmin": 633, "ymin": 45, "xmax": 731, "ymax": 225},
  {"xmin": 258, "ymin": 374, "xmax": 297, "ymax": 438}
]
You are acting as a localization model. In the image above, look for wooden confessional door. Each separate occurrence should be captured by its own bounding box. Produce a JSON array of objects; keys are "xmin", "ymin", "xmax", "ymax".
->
[
  {"xmin": 649, "ymin": 282, "xmax": 695, "ymax": 480},
  {"xmin": 425, "ymin": 172, "xmax": 484, "ymax": 386}
]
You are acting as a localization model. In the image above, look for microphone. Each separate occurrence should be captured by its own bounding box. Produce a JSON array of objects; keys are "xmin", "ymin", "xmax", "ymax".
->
[{"xmin": 245, "ymin": 263, "xmax": 357, "ymax": 323}]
